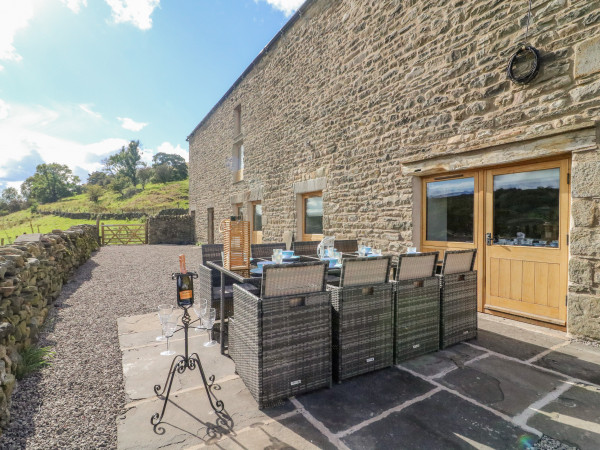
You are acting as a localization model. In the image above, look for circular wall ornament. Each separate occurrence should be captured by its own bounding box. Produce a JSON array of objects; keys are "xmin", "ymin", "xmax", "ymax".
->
[{"xmin": 507, "ymin": 44, "xmax": 541, "ymax": 84}]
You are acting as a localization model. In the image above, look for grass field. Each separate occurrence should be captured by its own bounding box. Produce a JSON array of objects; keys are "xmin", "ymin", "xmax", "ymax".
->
[
  {"xmin": 37, "ymin": 180, "xmax": 188, "ymax": 214},
  {"xmin": 0, "ymin": 211, "xmax": 140, "ymax": 244}
]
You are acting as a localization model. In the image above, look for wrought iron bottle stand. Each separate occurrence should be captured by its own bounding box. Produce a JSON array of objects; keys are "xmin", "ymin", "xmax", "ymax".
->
[{"xmin": 150, "ymin": 298, "xmax": 225, "ymax": 428}]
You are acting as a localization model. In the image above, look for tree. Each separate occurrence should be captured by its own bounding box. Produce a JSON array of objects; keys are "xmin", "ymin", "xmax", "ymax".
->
[
  {"xmin": 137, "ymin": 167, "xmax": 153, "ymax": 190},
  {"xmin": 152, "ymin": 164, "xmax": 171, "ymax": 184},
  {"xmin": 109, "ymin": 173, "xmax": 130, "ymax": 197},
  {"xmin": 0, "ymin": 187, "xmax": 25, "ymax": 213},
  {"xmin": 21, "ymin": 163, "xmax": 81, "ymax": 204},
  {"xmin": 86, "ymin": 185, "xmax": 104, "ymax": 203},
  {"xmin": 87, "ymin": 171, "xmax": 110, "ymax": 186},
  {"xmin": 104, "ymin": 140, "xmax": 144, "ymax": 187},
  {"xmin": 151, "ymin": 152, "xmax": 188, "ymax": 182}
]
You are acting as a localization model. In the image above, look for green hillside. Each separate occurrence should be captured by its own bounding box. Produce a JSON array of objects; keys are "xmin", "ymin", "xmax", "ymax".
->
[
  {"xmin": 37, "ymin": 179, "xmax": 188, "ymax": 214},
  {"xmin": 0, "ymin": 180, "xmax": 189, "ymax": 243}
]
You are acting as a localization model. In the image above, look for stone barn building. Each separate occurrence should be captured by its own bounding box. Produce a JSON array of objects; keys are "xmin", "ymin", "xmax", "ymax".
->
[{"xmin": 188, "ymin": 0, "xmax": 600, "ymax": 339}]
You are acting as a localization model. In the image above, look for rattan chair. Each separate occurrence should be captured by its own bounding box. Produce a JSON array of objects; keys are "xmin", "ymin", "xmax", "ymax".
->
[
  {"xmin": 230, "ymin": 261, "xmax": 331, "ymax": 409},
  {"xmin": 334, "ymin": 239, "xmax": 359, "ymax": 253},
  {"xmin": 292, "ymin": 240, "xmax": 319, "ymax": 256},
  {"xmin": 394, "ymin": 252, "xmax": 440, "ymax": 363},
  {"xmin": 328, "ymin": 256, "xmax": 393, "ymax": 382},
  {"xmin": 439, "ymin": 249, "xmax": 477, "ymax": 349},
  {"xmin": 251, "ymin": 242, "xmax": 286, "ymax": 259},
  {"xmin": 200, "ymin": 244, "xmax": 224, "ymax": 287},
  {"xmin": 197, "ymin": 264, "xmax": 259, "ymax": 320}
]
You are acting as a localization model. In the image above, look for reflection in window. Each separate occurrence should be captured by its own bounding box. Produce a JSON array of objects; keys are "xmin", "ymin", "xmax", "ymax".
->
[
  {"xmin": 426, "ymin": 178, "xmax": 474, "ymax": 242},
  {"xmin": 253, "ymin": 204, "xmax": 262, "ymax": 231},
  {"xmin": 305, "ymin": 196, "xmax": 323, "ymax": 235},
  {"xmin": 494, "ymin": 168, "xmax": 559, "ymax": 247}
]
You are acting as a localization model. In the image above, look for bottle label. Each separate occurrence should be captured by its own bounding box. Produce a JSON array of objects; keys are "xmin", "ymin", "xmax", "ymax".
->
[{"xmin": 179, "ymin": 290, "xmax": 193, "ymax": 300}]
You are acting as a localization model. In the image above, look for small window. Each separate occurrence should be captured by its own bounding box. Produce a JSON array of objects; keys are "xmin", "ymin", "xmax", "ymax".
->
[
  {"xmin": 426, "ymin": 177, "xmax": 474, "ymax": 243},
  {"xmin": 233, "ymin": 143, "xmax": 244, "ymax": 182},
  {"xmin": 234, "ymin": 105, "xmax": 241, "ymax": 136},
  {"xmin": 302, "ymin": 192, "xmax": 323, "ymax": 241},
  {"xmin": 234, "ymin": 203, "xmax": 244, "ymax": 220},
  {"xmin": 253, "ymin": 203, "xmax": 262, "ymax": 231}
]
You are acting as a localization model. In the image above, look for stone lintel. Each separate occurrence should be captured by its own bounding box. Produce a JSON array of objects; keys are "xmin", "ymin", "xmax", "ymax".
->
[
  {"xmin": 403, "ymin": 126, "xmax": 596, "ymax": 176},
  {"xmin": 14, "ymin": 234, "xmax": 42, "ymax": 244},
  {"xmin": 293, "ymin": 177, "xmax": 327, "ymax": 194}
]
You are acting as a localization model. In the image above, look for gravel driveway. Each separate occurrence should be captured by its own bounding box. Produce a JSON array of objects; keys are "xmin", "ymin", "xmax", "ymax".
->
[{"xmin": 0, "ymin": 245, "xmax": 199, "ymax": 449}]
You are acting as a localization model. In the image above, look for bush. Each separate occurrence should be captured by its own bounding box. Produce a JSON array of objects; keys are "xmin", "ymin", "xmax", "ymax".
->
[
  {"xmin": 29, "ymin": 201, "xmax": 39, "ymax": 213},
  {"xmin": 86, "ymin": 185, "xmax": 104, "ymax": 203},
  {"xmin": 16, "ymin": 346, "xmax": 55, "ymax": 380},
  {"xmin": 123, "ymin": 187, "xmax": 140, "ymax": 199}
]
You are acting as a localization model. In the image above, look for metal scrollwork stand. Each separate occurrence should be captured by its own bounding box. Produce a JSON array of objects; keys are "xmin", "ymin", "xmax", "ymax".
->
[{"xmin": 150, "ymin": 305, "xmax": 225, "ymax": 429}]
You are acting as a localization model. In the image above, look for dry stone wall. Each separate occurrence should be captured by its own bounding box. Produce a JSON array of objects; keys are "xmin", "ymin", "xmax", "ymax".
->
[
  {"xmin": 147, "ymin": 214, "xmax": 195, "ymax": 245},
  {"xmin": 188, "ymin": 0, "xmax": 600, "ymax": 338},
  {"xmin": 0, "ymin": 225, "xmax": 99, "ymax": 431}
]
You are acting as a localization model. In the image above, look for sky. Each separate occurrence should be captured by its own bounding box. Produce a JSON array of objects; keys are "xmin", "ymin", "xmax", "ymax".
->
[{"xmin": 0, "ymin": 0, "xmax": 305, "ymax": 192}]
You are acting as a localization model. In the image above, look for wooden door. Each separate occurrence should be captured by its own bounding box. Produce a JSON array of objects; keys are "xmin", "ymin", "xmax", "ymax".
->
[
  {"xmin": 207, "ymin": 208, "xmax": 214, "ymax": 244},
  {"xmin": 251, "ymin": 201, "xmax": 263, "ymax": 244},
  {"xmin": 483, "ymin": 160, "xmax": 570, "ymax": 326}
]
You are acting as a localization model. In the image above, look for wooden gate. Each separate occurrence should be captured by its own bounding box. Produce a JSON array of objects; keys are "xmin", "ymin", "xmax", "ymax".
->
[{"xmin": 101, "ymin": 223, "xmax": 147, "ymax": 245}]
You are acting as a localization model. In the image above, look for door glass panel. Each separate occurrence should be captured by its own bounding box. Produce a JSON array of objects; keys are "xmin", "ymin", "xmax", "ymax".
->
[
  {"xmin": 305, "ymin": 196, "xmax": 323, "ymax": 234},
  {"xmin": 493, "ymin": 168, "xmax": 560, "ymax": 247},
  {"xmin": 426, "ymin": 178, "xmax": 474, "ymax": 242},
  {"xmin": 253, "ymin": 204, "xmax": 262, "ymax": 231}
]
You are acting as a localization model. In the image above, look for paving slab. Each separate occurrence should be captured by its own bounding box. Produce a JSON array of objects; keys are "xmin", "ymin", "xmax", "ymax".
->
[
  {"xmin": 439, "ymin": 355, "xmax": 566, "ymax": 417},
  {"xmin": 295, "ymin": 367, "xmax": 435, "ymax": 434},
  {"xmin": 534, "ymin": 341, "xmax": 600, "ymax": 385},
  {"xmin": 471, "ymin": 324, "xmax": 566, "ymax": 361},
  {"xmin": 341, "ymin": 390, "xmax": 539, "ymax": 450},
  {"xmin": 528, "ymin": 383, "xmax": 600, "ymax": 449},
  {"xmin": 398, "ymin": 343, "xmax": 485, "ymax": 378},
  {"xmin": 118, "ymin": 378, "xmax": 297, "ymax": 450}
]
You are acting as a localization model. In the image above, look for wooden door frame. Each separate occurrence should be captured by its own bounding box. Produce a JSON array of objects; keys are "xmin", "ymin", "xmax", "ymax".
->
[
  {"xmin": 420, "ymin": 154, "xmax": 571, "ymax": 328},
  {"xmin": 251, "ymin": 201, "xmax": 263, "ymax": 244}
]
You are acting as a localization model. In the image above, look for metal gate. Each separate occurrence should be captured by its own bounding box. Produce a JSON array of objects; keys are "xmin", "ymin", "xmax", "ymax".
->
[{"xmin": 101, "ymin": 223, "xmax": 147, "ymax": 245}]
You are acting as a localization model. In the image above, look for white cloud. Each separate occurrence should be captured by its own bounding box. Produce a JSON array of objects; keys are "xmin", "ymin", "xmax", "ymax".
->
[
  {"xmin": 258, "ymin": 0, "xmax": 304, "ymax": 16},
  {"xmin": 155, "ymin": 142, "xmax": 188, "ymax": 162},
  {"xmin": 105, "ymin": 0, "xmax": 160, "ymax": 30},
  {"xmin": 0, "ymin": 100, "xmax": 128, "ymax": 183},
  {"xmin": 79, "ymin": 104, "xmax": 102, "ymax": 119},
  {"xmin": 0, "ymin": 0, "xmax": 34, "ymax": 64},
  {"xmin": 60, "ymin": 0, "xmax": 87, "ymax": 14},
  {"xmin": 117, "ymin": 116, "xmax": 148, "ymax": 131},
  {"xmin": 0, "ymin": 99, "xmax": 10, "ymax": 120}
]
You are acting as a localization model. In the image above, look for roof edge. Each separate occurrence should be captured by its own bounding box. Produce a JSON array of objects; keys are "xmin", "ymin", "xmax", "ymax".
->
[{"xmin": 186, "ymin": 0, "xmax": 320, "ymax": 142}]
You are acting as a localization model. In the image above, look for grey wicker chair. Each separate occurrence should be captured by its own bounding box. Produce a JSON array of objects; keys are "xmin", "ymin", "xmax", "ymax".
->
[
  {"xmin": 197, "ymin": 264, "xmax": 259, "ymax": 320},
  {"xmin": 251, "ymin": 242, "xmax": 286, "ymax": 259},
  {"xmin": 328, "ymin": 256, "xmax": 393, "ymax": 382},
  {"xmin": 200, "ymin": 244, "xmax": 224, "ymax": 287},
  {"xmin": 230, "ymin": 261, "xmax": 331, "ymax": 409},
  {"xmin": 439, "ymin": 249, "xmax": 477, "ymax": 349},
  {"xmin": 292, "ymin": 240, "xmax": 319, "ymax": 256},
  {"xmin": 394, "ymin": 252, "xmax": 440, "ymax": 363},
  {"xmin": 334, "ymin": 239, "xmax": 359, "ymax": 253}
]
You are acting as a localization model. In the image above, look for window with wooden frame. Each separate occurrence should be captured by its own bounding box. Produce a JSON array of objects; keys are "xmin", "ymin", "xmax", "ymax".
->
[
  {"xmin": 233, "ymin": 143, "xmax": 244, "ymax": 182},
  {"xmin": 302, "ymin": 191, "xmax": 323, "ymax": 241}
]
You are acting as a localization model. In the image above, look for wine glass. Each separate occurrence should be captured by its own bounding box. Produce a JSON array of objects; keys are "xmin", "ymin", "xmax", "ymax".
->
[
  {"xmin": 160, "ymin": 320, "xmax": 178, "ymax": 356},
  {"xmin": 156, "ymin": 304, "xmax": 173, "ymax": 341},
  {"xmin": 192, "ymin": 298, "xmax": 208, "ymax": 332},
  {"xmin": 203, "ymin": 308, "xmax": 217, "ymax": 347}
]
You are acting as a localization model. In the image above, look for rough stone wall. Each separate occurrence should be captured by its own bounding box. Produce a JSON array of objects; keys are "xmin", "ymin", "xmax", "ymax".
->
[
  {"xmin": 0, "ymin": 225, "xmax": 99, "ymax": 430},
  {"xmin": 188, "ymin": 0, "xmax": 600, "ymax": 337},
  {"xmin": 147, "ymin": 215, "xmax": 195, "ymax": 245}
]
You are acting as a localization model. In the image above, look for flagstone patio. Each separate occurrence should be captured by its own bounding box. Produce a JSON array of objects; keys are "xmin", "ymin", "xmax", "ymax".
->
[{"xmin": 117, "ymin": 312, "xmax": 600, "ymax": 449}]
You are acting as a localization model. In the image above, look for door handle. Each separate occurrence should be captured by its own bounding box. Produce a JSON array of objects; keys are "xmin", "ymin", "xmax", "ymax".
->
[{"xmin": 486, "ymin": 233, "xmax": 492, "ymax": 246}]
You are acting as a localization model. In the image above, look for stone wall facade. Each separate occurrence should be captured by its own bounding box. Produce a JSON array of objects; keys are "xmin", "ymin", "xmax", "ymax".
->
[
  {"xmin": 0, "ymin": 225, "xmax": 99, "ymax": 430},
  {"xmin": 188, "ymin": 0, "xmax": 600, "ymax": 338},
  {"xmin": 147, "ymin": 214, "xmax": 195, "ymax": 245}
]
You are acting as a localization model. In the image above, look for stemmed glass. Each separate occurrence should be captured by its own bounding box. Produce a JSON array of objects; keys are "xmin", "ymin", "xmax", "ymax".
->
[
  {"xmin": 160, "ymin": 320, "xmax": 178, "ymax": 356},
  {"xmin": 192, "ymin": 298, "xmax": 208, "ymax": 332},
  {"xmin": 156, "ymin": 304, "xmax": 173, "ymax": 341},
  {"xmin": 203, "ymin": 308, "xmax": 217, "ymax": 347}
]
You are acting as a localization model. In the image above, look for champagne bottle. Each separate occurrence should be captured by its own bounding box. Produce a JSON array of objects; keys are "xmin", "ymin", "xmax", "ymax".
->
[{"xmin": 177, "ymin": 254, "xmax": 194, "ymax": 306}]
